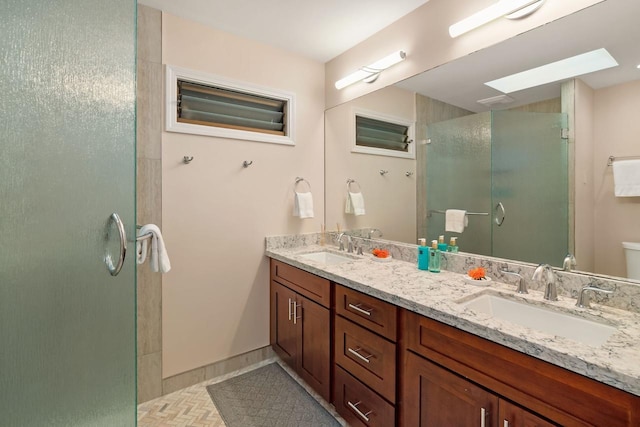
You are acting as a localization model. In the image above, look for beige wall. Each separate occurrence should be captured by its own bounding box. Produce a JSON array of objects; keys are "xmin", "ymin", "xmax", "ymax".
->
[
  {"xmin": 161, "ymin": 13, "xmax": 325, "ymax": 377},
  {"xmin": 325, "ymin": 0, "xmax": 603, "ymax": 109},
  {"xmin": 137, "ymin": 4, "xmax": 164, "ymax": 402},
  {"xmin": 325, "ymin": 86, "xmax": 416, "ymax": 243},
  {"xmin": 574, "ymin": 79, "xmax": 595, "ymax": 273},
  {"xmin": 593, "ymin": 79, "xmax": 640, "ymax": 277}
]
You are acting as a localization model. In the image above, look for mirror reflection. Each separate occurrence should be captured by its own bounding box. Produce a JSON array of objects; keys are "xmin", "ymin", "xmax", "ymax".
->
[{"xmin": 325, "ymin": 0, "xmax": 640, "ymax": 280}]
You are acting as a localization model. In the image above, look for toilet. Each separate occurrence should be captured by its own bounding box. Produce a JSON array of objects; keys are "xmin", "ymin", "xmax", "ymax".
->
[{"xmin": 622, "ymin": 242, "xmax": 640, "ymax": 280}]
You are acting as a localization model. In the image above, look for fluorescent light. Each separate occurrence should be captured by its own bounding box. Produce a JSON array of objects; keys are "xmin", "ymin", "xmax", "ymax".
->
[
  {"xmin": 485, "ymin": 48, "xmax": 619, "ymax": 93},
  {"xmin": 335, "ymin": 51, "xmax": 406, "ymax": 90},
  {"xmin": 449, "ymin": 0, "xmax": 542, "ymax": 38}
]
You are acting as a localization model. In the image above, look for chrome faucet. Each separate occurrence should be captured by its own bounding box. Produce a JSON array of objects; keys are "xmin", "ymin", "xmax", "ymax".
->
[
  {"xmin": 532, "ymin": 264, "xmax": 558, "ymax": 301},
  {"xmin": 576, "ymin": 285, "xmax": 613, "ymax": 309},
  {"xmin": 500, "ymin": 269, "xmax": 527, "ymax": 294},
  {"xmin": 337, "ymin": 232, "xmax": 353, "ymax": 253},
  {"xmin": 562, "ymin": 253, "xmax": 577, "ymax": 271},
  {"xmin": 368, "ymin": 228, "xmax": 383, "ymax": 239}
]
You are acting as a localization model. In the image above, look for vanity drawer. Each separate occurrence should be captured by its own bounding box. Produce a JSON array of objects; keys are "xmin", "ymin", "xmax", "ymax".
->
[
  {"xmin": 270, "ymin": 259, "xmax": 330, "ymax": 308},
  {"xmin": 334, "ymin": 366, "xmax": 395, "ymax": 427},
  {"xmin": 335, "ymin": 315, "xmax": 396, "ymax": 403},
  {"xmin": 335, "ymin": 285, "xmax": 397, "ymax": 341}
]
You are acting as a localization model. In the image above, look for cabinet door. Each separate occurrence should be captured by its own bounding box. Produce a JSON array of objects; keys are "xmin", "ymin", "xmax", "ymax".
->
[
  {"xmin": 402, "ymin": 352, "xmax": 498, "ymax": 427},
  {"xmin": 297, "ymin": 293, "xmax": 331, "ymax": 402},
  {"xmin": 270, "ymin": 281, "xmax": 298, "ymax": 368},
  {"xmin": 499, "ymin": 400, "xmax": 558, "ymax": 427}
]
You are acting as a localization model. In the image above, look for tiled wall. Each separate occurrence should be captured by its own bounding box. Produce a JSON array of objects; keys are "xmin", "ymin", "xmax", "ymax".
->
[{"xmin": 137, "ymin": 4, "xmax": 163, "ymax": 403}]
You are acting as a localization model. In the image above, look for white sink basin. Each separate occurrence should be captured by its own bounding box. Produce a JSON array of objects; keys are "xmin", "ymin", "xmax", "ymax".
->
[
  {"xmin": 460, "ymin": 292, "xmax": 617, "ymax": 347},
  {"xmin": 299, "ymin": 251, "xmax": 355, "ymax": 265}
]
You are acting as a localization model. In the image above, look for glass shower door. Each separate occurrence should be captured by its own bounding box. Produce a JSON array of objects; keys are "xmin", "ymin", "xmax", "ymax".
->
[
  {"xmin": 491, "ymin": 111, "xmax": 568, "ymax": 267},
  {"xmin": 0, "ymin": 1, "xmax": 137, "ymax": 425},
  {"xmin": 426, "ymin": 113, "xmax": 492, "ymax": 256}
]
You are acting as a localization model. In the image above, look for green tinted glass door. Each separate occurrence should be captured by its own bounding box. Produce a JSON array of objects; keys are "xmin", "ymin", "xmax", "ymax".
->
[
  {"xmin": 491, "ymin": 111, "xmax": 568, "ymax": 267},
  {"xmin": 0, "ymin": 1, "xmax": 137, "ymax": 425},
  {"xmin": 426, "ymin": 113, "xmax": 492, "ymax": 256}
]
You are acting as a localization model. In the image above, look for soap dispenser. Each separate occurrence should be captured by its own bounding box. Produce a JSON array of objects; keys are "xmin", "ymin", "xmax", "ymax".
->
[
  {"xmin": 438, "ymin": 235, "xmax": 448, "ymax": 252},
  {"xmin": 417, "ymin": 238, "xmax": 429, "ymax": 270},
  {"xmin": 429, "ymin": 240, "xmax": 441, "ymax": 273},
  {"xmin": 448, "ymin": 237, "xmax": 458, "ymax": 253}
]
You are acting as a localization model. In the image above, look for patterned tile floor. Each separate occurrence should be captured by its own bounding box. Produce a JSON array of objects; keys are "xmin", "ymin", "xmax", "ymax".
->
[{"xmin": 137, "ymin": 358, "xmax": 346, "ymax": 427}]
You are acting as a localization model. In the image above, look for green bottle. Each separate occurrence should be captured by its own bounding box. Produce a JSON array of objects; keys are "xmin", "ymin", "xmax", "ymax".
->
[{"xmin": 429, "ymin": 240, "xmax": 441, "ymax": 273}]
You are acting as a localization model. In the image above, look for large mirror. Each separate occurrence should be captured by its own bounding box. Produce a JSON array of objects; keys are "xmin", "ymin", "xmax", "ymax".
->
[{"xmin": 325, "ymin": 0, "xmax": 640, "ymax": 281}]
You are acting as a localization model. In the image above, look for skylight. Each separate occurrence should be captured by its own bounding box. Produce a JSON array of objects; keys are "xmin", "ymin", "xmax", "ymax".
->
[{"xmin": 485, "ymin": 48, "xmax": 618, "ymax": 93}]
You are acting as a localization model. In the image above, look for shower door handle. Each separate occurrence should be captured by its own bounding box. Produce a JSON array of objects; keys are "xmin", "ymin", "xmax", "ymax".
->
[
  {"xmin": 494, "ymin": 202, "xmax": 505, "ymax": 226},
  {"xmin": 106, "ymin": 213, "xmax": 127, "ymax": 276}
]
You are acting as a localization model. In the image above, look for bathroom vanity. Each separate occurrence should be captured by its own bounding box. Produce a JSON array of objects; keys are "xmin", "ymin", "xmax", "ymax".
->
[{"xmin": 267, "ymin": 238, "xmax": 640, "ymax": 426}]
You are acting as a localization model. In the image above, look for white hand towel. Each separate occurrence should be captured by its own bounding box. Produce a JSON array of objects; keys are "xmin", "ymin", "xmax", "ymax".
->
[
  {"xmin": 293, "ymin": 191, "xmax": 314, "ymax": 218},
  {"xmin": 136, "ymin": 238, "xmax": 148, "ymax": 265},
  {"xmin": 138, "ymin": 224, "xmax": 171, "ymax": 273},
  {"xmin": 445, "ymin": 209, "xmax": 468, "ymax": 233},
  {"xmin": 345, "ymin": 191, "xmax": 366, "ymax": 216},
  {"xmin": 613, "ymin": 159, "xmax": 640, "ymax": 197}
]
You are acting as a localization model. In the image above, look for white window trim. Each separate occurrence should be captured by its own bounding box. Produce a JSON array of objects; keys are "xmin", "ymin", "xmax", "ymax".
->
[
  {"xmin": 350, "ymin": 107, "xmax": 415, "ymax": 159},
  {"xmin": 165, "ymin": 65, "xmax": 296, "ymax": 146}
]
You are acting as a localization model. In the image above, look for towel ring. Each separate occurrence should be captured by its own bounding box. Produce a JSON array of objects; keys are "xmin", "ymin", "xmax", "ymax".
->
[
  {"xmin": 346, "ymin": 179, "xmax": 362, "ymax": 193},
  {"xmin": 294, "ymin": 177, "xmax": 311, "ymax": 192}
]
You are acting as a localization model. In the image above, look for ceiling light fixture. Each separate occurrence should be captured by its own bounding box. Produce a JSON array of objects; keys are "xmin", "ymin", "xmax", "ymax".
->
[
  {"xmin": 485, "ymin": 48, "xmax": 618, "ymax": 93},
  {"xmin": 335, "ymin": 51, "xmax": 406, "ymax": 90},
  {"xmin": 449, "ymin": 0, "xmax": 545, "ymax": 38}
]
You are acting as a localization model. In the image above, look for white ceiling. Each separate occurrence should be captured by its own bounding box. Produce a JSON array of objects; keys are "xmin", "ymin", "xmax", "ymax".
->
[{"xmin": 137, "ymin": 0, "xmax": 430, "ymax": 62}]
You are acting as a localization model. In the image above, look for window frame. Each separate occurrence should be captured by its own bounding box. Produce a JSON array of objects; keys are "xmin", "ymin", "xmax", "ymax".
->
[
  {"xmin": 165, "ymin": 65, "xmax": 296, "ymax": 146},
  {"xmin": 350, "ymin": 107, "xmax": 415, "ymax": 159}
]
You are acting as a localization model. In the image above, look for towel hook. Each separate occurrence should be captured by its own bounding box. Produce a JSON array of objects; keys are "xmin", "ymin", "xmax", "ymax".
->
[
  {"xmin": 379, "ymin": 169, "xmax": 389, "ymax": 176},
  {"xmin": 183, "ymin": 156, "xmax": 194, "ymax": 164},
  {"xmin": 242, "ymin": 160, "xmax": 253, "ymax": 168}
]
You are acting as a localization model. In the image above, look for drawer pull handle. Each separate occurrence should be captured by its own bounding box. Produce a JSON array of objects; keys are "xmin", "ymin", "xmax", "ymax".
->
[
  {"xmin": 348, "ymin": 303, "xmax": 372, "ymax": 316},
  {"xmin": 348, "ymin": 347, "xmax": 374, "ymax": 364},
  {"xmin": 481, "ymin": 407, "xmax": 487, "ymax": 427},
  {"xmin": 504, "ymin": 420, "xmax": 509, "ymax": 427},
  {"xmin": 347, "ymin": 400, "xmax": 372, "ymax": 422},
  {"xmin": 288, "ymin": 298, "xmax": 292, "ymax": 321}
]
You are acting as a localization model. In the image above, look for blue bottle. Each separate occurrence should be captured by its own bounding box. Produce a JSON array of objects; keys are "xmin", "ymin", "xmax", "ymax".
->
[{"xmin": 417, "ymin": 238, "xmax": 429, "ymax": 270}]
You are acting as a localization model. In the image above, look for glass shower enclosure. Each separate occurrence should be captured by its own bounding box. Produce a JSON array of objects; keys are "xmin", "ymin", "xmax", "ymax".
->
[
  {"xmin": 1, "ymin": 0, "xmax": 137, "ymax": 425},
  {"xmin": 425, "ymin": 110, "xmax": 568, "ymax": 267}
]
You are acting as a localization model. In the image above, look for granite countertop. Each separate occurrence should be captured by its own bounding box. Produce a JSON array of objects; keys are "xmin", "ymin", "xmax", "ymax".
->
[{"xmin": 266, "ymin": 244, "xmax": 640, "ymax": 397}]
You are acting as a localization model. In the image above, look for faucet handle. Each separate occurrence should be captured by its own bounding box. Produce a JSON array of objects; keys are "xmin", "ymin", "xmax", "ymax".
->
[
  {"xmin": 500, "ymin": 269, "xmax": 527, "ymax": 294},
  {"xmin": 563, "ymin": 253, "xmax": 577, "ymax": 271},
  {"xmin": 576, "ymin": 285, "xmax": 613, "ymax": 309}
]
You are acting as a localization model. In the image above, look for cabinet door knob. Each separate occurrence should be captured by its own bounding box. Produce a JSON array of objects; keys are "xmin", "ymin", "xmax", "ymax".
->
[{"xmin": 347, "ymin": 400, "xmax": 372, "ymax": 422}]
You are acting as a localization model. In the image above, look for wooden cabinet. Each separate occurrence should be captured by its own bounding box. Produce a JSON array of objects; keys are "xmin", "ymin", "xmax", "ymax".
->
[
  {"xmin": 403, "ymin": 351, "xmax": 559, "ymax": 427},
  {"xmin": 499, "ymin": 400, "xmax": 558, "ymax": 427},
  {"xmin": 270, "ymin": 260, "xmax": 331, "ymax": 401},
  {"xmin": 401, "ymin": 309, "xmax": 639, "ymax": 427},
  {"xmin": 333, "ymin": 284, "xmax": 398, "ymax": 425},
  {"xmin": 268, "ymin": 258, "xmax": 639, "ymax": 427},
  {"xmin": 403, "ymin": 351, "xmax": 499, "ymax": 426}
]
